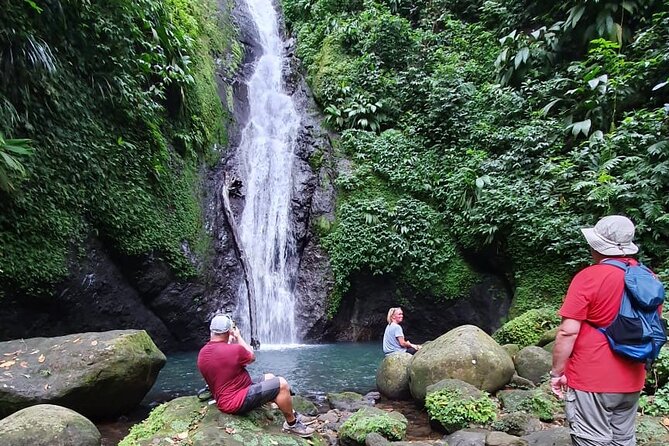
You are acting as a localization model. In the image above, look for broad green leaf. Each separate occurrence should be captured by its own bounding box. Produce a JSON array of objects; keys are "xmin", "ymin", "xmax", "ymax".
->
[{"xmin": 540, "ymin": 99, "xmax": 561, "ymax": 116}]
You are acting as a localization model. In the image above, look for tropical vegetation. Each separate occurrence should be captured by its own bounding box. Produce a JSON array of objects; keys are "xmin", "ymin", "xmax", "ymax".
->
[
  {"xmin": 0, "ymin": 0, "xmax": 240, "ymax": 293},
  {"xmin": 281, "ymin": 0, "xmax": 669, "ymax": 316}
]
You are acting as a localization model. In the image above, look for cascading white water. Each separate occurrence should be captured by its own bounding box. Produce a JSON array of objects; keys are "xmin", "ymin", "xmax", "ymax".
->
[{"xmin": 233, "ymin": 0, "xmax": 300, "ymax": 345}]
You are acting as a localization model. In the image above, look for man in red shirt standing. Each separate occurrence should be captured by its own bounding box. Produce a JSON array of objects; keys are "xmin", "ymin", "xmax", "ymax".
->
[
  {"xmin": 197, "ymin": 314, "xmax": 314, "ymax": 437},
  {"xmin": 551, "ymin": 215, "xmax": 647, "ymax": 446}
]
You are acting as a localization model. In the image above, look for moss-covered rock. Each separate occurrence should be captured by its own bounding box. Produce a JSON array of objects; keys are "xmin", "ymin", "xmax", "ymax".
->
[
  {"xmin": 424, "ymin": 380, "xmax": 497, "ymax": 433},
  {"xmin": 409, "ymin": 325, "xmax": 514, "ymax": 400},
  {"xmin": 493, "ymin": 308, "xmax": 561, "ymax": 349},
  {"xmin": 376, "ymin": 352, "xmax": 412, "ymax": 400},
  {"xmin": 0, "ymin": 330, "xmax": 165, "ymax": 419},
  {"xmin": 338, "ymin": 406, "xmax": 407, "ymax": 446},
  {"xmin": 120, "ymin": 396, "xmax": 327, "ymax": 446},
  {"xmin": 0, "ymin": 404, "xmax": 101, "ymax": 446}
]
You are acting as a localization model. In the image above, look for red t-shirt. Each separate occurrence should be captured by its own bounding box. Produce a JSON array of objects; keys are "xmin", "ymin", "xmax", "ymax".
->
[
  {"xmin": 559, "ymin": 258, "xmax": 646, "ymax": 392},
  {"xmin": 196, "ymin": 341, "xmax": 254, "ymax": 413}
]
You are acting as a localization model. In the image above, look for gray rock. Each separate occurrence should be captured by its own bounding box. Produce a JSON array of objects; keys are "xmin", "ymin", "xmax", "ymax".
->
[
  {"xmin": 409, "ymin": 325, "xmax": 515, "ymax": 400},
  {"xmin": 513, "ymin": 346, "xmax": 552, "ymax": 385},
  {"xmin": 492, "ymin": 412, "xmax": 542, "ymax": 436},
  {"xmin": 366, "ymin": 432, "xmax": 390, "ymax": 446},
  {"xmin": 485, "ymin": 431, "xmax": 528, "ymax": 445},
  {"xmin": 327, "ymin": 391, "xmax": 374, "ymax": 412},
  {"xmin": 376, "ymin": 352, "xmax": 413, "ymax": 400},
  {"xmin": 0, "ymin": 330, "xmax": 165, "ymax": 419},
  {"xmin": 543, "ymin": 341, "xmax": 555, "ymax": 353},
  {"xmin": 0, "ymin": 404, "xmax": 101, "ymax": 446},
  {"xmin": 508, "ymin": 374, "xmax": 536, "ymax": 389},
  {"xmin": 521, "ymin": 427, "xmax": 571, "ymax": 446},
  {"xmin": 497, "ymin": 390, "xmax": 534, "ymax": 413},
  {"xmin": 502, "ymin": 344, "xmax": 520, "ymax": 358},
  {"xmin": 444, "ymin": 428, "xmax": 488, "ymax": 446},
  {"xmin": 426, "ymin": 379, "xmax": 485, "ymax": 400}
]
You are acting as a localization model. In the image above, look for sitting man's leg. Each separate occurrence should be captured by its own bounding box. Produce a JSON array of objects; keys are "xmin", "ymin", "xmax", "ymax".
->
[{"xmin": 234, "ymin": 374, "xmax": 313, "ymax": 437}]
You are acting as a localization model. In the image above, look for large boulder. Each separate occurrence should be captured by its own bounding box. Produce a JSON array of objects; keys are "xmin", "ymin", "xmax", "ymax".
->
[
  {"xmin": 513, "ymin": 346, "xmax": 552, "ymax": 385},
  {"xmin": 0, "ymin": 404, "xmax": 101, "ymax": 446},
  {"xmin": 409, "ymin": 325, "xmax": 514, "ymax": 400},
  {"xmin": 0, "ymin": 330, "xmax": 166, "ymax": 419},
  {"xmin": 120, "ymin": 396, "xmax": 326, "ymax": 446},
  {"xmin": 376, "ymin": 352, "xmax": 413, "ymax": 400}
]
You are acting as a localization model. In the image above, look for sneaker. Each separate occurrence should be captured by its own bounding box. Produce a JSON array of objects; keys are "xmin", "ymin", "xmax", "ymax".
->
[{"xmin": 282, "ymin": 419, "xmax": 315, "ymax": 438}]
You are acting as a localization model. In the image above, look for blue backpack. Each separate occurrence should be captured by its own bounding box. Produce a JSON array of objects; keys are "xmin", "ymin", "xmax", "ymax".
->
[{"xmin": 596, "ymin": 259, "xmax": 667, "ymax": 367}]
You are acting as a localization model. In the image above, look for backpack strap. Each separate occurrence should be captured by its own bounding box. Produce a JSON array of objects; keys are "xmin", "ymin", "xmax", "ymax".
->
[{"xmin": 600, "ymin": 258, "xmax": 630, "ymax": 270}]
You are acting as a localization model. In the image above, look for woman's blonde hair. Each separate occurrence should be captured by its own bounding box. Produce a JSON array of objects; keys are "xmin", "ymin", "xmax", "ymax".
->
[{"xmin": 387, "ymin": 307, "xmax": 401, "ymax": 324}]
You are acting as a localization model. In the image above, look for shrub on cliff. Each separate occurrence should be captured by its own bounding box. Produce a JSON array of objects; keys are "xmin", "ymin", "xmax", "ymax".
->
[{"xmin": 493, "ymin": 308, "xmax": 561, "ymax": 348}]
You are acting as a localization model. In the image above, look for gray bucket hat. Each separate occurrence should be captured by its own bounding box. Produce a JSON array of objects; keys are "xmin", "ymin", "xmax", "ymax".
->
[{"xmin": 581, "ymin": 215, "xmax": 639, "ymax": 256}]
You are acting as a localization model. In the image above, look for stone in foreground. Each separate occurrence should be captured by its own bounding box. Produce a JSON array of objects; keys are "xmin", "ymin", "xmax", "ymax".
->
[
  {"xmin": 0, "ymin": 404, "xmax": 101, "ymax": 446},
  {"xmin": 338, "ymin": 406, "xmax": 407, "ymax": 446},
  {"xmin": 0, "ymin": 330, "xmax": 166, "ymax": 419},
  {"xmin": 409, "ymin": 325, "xmax": 514, "ymax": 400},
  {"xmin": 376, "ymin": 352, "xmax": 412, "ymax": 400},
  {"xmin": 120, "ymin": 396, "xmax": 326, "ymax": 446}
]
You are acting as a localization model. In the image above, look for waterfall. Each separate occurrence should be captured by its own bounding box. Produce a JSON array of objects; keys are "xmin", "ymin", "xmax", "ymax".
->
[{"xmin": 233, "ymin": 0, "xmax": 301, "ymax": 345}]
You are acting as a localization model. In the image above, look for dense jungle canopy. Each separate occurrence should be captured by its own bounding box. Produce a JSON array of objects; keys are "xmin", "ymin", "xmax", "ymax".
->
[
  {"xmin": 283, "ymin": 0, "xmax": 669, "ymax": 315},
  {"xmin": 0, "ymin": 0, "xmax": 668, "ymax": 319}
]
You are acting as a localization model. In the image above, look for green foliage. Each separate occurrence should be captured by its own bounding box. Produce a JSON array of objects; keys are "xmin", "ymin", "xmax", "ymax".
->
[
  {"xmin": 119, "ymin": 404, "xmax": 168, "ymax": 446},
  {"xmin": 646, "ymin": 348, "xmax": 669, "ymax": 392},
  {"xmin": 493, "ymin": 308, "xmax": 561, "ymax": 348},
  {"xmin": 288, "ymin": 0, "xmax": 669, "ymax": 318},
  {"xmin": 0, "ymin": 0, "xmax": 235, "ymax": 290},
  {"xmin": 640, "ymin": 385, "xmax": 669, "ymax": 416},
  {"xmin": 509, "ymin": 259, "xmax": 573, "ymax": 317},
  {"xmin": 338, "ymin": 407, "xmax": 407, "ymax": 443},
  {"xmin": 425, "ymin": 388, "xmax": 497, "ymax": 432},
  {"xmin": 0, "ymin": 133, "xmax": 33, "ymax": 191},
  {"xmin": 517, "ymin": 390, "xmax": 560, "ymax": 422}
]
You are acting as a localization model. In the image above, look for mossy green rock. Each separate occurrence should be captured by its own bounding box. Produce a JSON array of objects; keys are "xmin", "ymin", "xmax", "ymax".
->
[
  {"xmin": 291, "ymin": 395, "xmax": 318, "ymax": 416},
  {"xmin": 120, "ymin": 396, "xmax": 327, "ymax": 446},
  {"xmin": 338, "ymin": 406, "xmax": 407, "ymax": 446},
  {"xmin": 493, "ymin": 309, "xmax": 561, "ymax": 349},
  {"xmin": 376, "ymin": 352, "xmax": 412, "ymax": 400},
  {"xmin": 0, "ymin": 404, "xmax": 101, "ymax": 446},
  {"xmin": 0, "ymin": 330, "xmax": 166, "ymax": 419},
  {"xmin": 409, "ymin": 325, "xmax": 514, "ymax": 400}
]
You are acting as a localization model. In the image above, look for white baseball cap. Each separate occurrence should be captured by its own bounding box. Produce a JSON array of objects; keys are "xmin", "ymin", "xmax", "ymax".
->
[{"xmin": 581, "ymin": 215, "xmax": 639, "ymax": 256}]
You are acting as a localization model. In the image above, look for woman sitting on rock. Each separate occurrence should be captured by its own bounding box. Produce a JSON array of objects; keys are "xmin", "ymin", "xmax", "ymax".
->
[{"xmin": 383, "ymin": 307, "xmax": 421, "ymax": 355}]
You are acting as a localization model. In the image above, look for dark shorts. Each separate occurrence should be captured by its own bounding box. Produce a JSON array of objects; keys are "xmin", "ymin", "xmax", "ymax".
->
[{"xmin": 236, "ymin": 376, "xmax": 281, "ymax": 414}]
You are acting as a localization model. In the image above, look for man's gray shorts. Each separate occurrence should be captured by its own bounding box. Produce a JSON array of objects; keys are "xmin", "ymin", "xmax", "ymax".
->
[
  {"xmin": 565, "ymin": 388, "xmax": 639, "ymax": 446},
  {"xmin": 236, "ymin": 375, "xmax": 281, "ymax": 414}
]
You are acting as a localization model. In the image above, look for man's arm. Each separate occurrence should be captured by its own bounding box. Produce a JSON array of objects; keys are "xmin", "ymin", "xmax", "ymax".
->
[
  {"xmin": 550, "ymin": 317, "xmax": 581, "ymax": 398},
  {"xmin": 230, "ymin": 327, "xmax": 255, "ymax": 362}
]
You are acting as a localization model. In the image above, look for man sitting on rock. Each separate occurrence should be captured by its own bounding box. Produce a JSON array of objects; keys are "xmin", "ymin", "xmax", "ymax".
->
[{"xmin": 197, "ymin": 314, "xmax": 314, "ymax": 437}]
